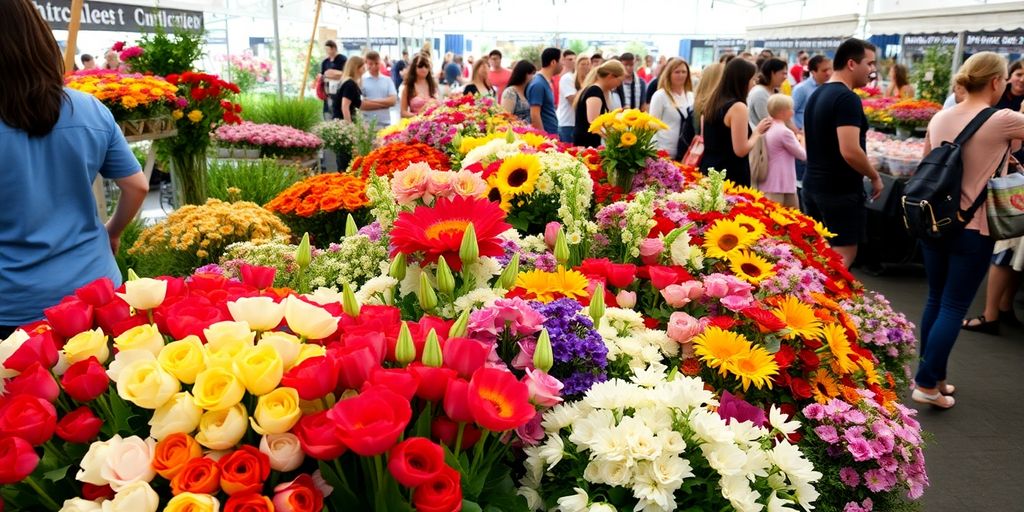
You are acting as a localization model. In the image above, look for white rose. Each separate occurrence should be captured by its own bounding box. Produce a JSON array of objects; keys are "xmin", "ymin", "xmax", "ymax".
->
[
  {"xmin": 227, "ymin": 297, "xmax": 286, "ymax": 332},
  {"xmin": 106, "ymin": 349, "xmax": 156, "ymax": 383},
  {"xmin": 116, "ymin": 278, "xmax": 167, "ymax": 310},
  {"xmin": 593, "ymin": 458, "xmax": 631, "ymax": 487},
  {"xmin": 204, "ymin": 321, "xmax": 256, "ymax": 348},
  {"xmin": 101, "ymin": 481, "xmax": 159, "ymax": 512},
  {"xmin": 647, "ymin": 453, "xmax": 693, "ymax": 488},
  {"xmin": 195, "ymin": 404, "xmax": 248, "ymax": 450},
  {"xmin": 555, "ymin": 487, "xmax": 589, "ymax": 512},
  {"xmin": 258, "ymin": 331, "xmax": 303, "ymax": 369},
  {"xmin": 259, "ymin": 433, "xmax": 305, "ymax": 472},
  {"xmin": 59, "ymin": 498, "xmax": 102, "ymax": 512},
  {"xmin": 284, "ymin": 296, "xmax": 338, "ymax": 340},
  {"xmin": 76, "ymin": 438, "xmax": 115, "ymax": 485},
  {"xmin": 149, "ymin": 392, "xmax": 203, "ymax": 440},
  {"xmin": 99, "ymin": 435, "xmax": 157, "ymax": 491}
]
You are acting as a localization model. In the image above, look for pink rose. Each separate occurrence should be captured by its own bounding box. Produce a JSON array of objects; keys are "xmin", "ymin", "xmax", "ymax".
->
[
  {"xmin": 667, "ymin": 312, "xmax": 702, "ymax": 344},
  {"xmin": 639, "ymin": 238, "xmax": 665, "ymax": 265},
  {"xmin": 523, "ymin": 368, "xmax": 563, "ymax": 407},
  {"xmin": 703, "ymin": 274, "xmax": 731, "ymax": 298},
  {"xmin": 512, "ymin": 339, "xmax": 536, "ymax": 371},
  {"xmin": 451, "ymin": 170, "xmax": 487, "ymax": 198},
  {"xmin": 515, "ymin": 415, "xmax": 545, "ymax": 446},
  {"xmin": 544, "ymin": 222, "xmax": 562, "ymax": 249},
  {"xmin": 721, "ymin": 294, "xmax": 754, "ymax": 312},
  {"xmin": 391, "ymin": 163, "xmax": 431, "ymax": 204},
  {"xmin": 660, "ymin": 284, "xmax": 689, "ymax": 308},
  {"xmin": 426, "ymin": 171, "xmax": 454, "ymax": 199},
  {"xmin": 615, "ymin": 290, "xmax": 637, "ymax": 309}
]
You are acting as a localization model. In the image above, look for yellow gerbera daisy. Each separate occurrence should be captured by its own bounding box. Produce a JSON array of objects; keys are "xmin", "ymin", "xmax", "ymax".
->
[
  {"xmin": 772, "ymin": 296, "xmax": 824, "ymax": 340},
  {"xmin": 820, "ymin": 322, "xmax": 859, "ymax": 374},
  {"xmin": 724, "ymin": 182, "xmax": 765, "ymax": 200},
  {"xmin": 519, "ymin": 132, "xmax": 550, "ymax": 148},
  {"xmin": 702, "ymin": 219, "xmax": 756, "ymax": 259},
  {"xmin": 495, "ymin": 154, "xmax": 541, "ymax": 197},
  {"xmin": 728, "ymin": 249, "xmax": 776, "ymax": 285},
  {"xmin": 622, "ymin": 110, "xmax": 641, "ymax": 124},
  {"xmin": 619, "ymin": 132, "xmax": 638, "ymax": 147},
  {"xmin": 731, "ymin": 214, "xmax": 767, "ymax": 240},
  {"xmin": 514, "ymin": 266, "xmax": 590, "ymax": 303},
  {"xmin": 693, "ymin": 327, "xmax": 752, "ymax": 376},
  {"xmin": 813, "ymin": 220, "xmax": 836, "ymax": 239},
  {"xmin": 809, "ymin": 368, "xmax": 840, "ymax": 404},
  {"xmin": 857, "ymin": 357, "xmax": 881, "ymax": 386},
  {"xmin": 729, "ymin": 346, "xmax": 779, "ymax": 391}
]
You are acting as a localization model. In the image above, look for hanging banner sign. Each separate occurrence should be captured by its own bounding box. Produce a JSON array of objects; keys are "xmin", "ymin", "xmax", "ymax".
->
[
  {"xmin": 761, "ymin": 38, "xmax": 847, "ymax": 50},
  {"xmin": 693, "ymin": 39, "xmax": 748, "ymax": 47},
  {"xmin": 33, "ymin": 0, "xmax": 204, "ymax": 32},
  {"xmin": 965, "ymin": 30, "xmax": 1024, "ymax": 50},
  {"xmin": 901, "ymin": 33, "xmax": 958, "ymax": 47}
]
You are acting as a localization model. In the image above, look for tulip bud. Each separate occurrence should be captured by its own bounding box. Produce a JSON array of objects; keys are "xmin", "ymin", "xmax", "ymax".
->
[
  {"xmin": 395, "ymin": 321, "xmax": 415, "ymax": 366},
  {"xmin": 296, "ymin": 233, "xmax": 311, "ymax": 271},
  {"xmin": 449, "ymin": 308, "xmax": 470, "ymax": 338},
  {"xmin": 505, "ymin": 128, "xmax": 516, "ymax": 143},
  {"xmin": 127, "ymin": 268, "xmax": 140, "ymax": 281},
  {"xmin": 435, "ymin": 257, "xmax": 456, "ymax": 296},
  {"xmin": 459, "ymin": 224, "xmax": 479, "ymax": 266},
  {"xmin": 418, "ymin": 272, "xmax": 437, "ymax": 312},
  {"xmin": 342, "ymin": 282, "xmax": 360, "ymax": 317},
  {"xmin": 554, "ymin": 228, "xmax": 570, "ymax": 266},
  {"xmin": 589, "ymin": 282, "xmax": 606, "ymax": 327},
  {"xmin": 533, "ymin": 328, "xmax": 554, "ymax": 373},
  {"xmin": 345, "ymin": 214, "xmax": 358, "ymax": 237},
  {"xmin": 616, "ymin": 290, "xmax": 637, "ymax": 309},
  {"xmin": 452, "ymin": 133, "xmax": 463, "ymax": 151},
  {"xmin": 422, "ymin": 329, "xmax": 443, "ymax": 368},
  {"xmin": 389, "ymin": 253, "xmax": 407, "ymax": 281},
  {"xmin": 497, "ymin": 252, "xmax": 520, "ymax": 290}
]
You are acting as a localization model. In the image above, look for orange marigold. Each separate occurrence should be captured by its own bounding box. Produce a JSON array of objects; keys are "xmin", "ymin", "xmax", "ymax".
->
[
  {"xmin": 350, "ymin": 142, "xmax": 450, "ymax": 178},
  {"xmin": 266, "ymin": 173, "xmax": 369, "ymax": 218}
]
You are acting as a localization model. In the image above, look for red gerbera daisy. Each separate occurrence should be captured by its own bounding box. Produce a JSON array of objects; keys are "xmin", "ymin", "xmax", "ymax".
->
[{"xmin": 390, "ymin": 196, "xmax": 511, "ymax": 270}]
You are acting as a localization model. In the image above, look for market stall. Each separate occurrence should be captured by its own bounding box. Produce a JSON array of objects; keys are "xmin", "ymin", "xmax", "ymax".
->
[{"xmin": 746, "ymin": 13, "xmax": 859, "ymax": 61}]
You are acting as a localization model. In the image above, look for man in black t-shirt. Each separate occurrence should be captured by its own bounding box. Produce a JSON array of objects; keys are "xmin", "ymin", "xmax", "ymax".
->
[
  {"xmin": 319, "ymin": 41, "xmax": 347, "ymax": 116},
  {"xmin": 392, "ymin": 50, "xmax": 409, "ymax": 90},
  {"xmin": 803, "ymin": 38, "xmax": 882, "ymax": 269}
]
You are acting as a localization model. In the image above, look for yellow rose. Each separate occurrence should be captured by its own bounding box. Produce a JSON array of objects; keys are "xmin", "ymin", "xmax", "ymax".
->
[
  {"xmin": 192, "ymin": 367, "xmax": 245, "ymax": 411},
  {"xmin": 63, "ymin": 328, "xmax": 110, "ymax": 365},
  {"xmin": 149, "ymin": 391, "xmax": 203, "ymax": 440},
  {"xmin": 204, "ymin": 321, "xmax": 255, "ymax": 348},
  {"xmin": 158, "ymin": 336, "xmax": 206, "ymax": 384},
  {"xmin": 113, "ymin": 323, "xmax": 165, "ymax": 357},
  {"xmin": 164, "ymin": 492, "xmax": 219, "ymax": 512},
  {"xmin": 205, "ymin": 340, "xmax": 248, "ymax": 370},
  {"xmin": 257, "ymin": 332, "xmax": 302, "ymax": 369},
  {"xmin": 292, "ymin": 343, "xmax": 327, "ymax": 367},
  {"xmin": 117, "ymin": 359, "xmax": 180, "ymax": 409},
  {"xmin": 284, "ymin": 296, "xmax": 338, "ymax": 340},
  {"xmin": 234, "ymin": 345, "xmax": 283, "ymax": 396},
  {"xmin": 116, "ymin": 278, "xmax": 167, "ymax": 310},
  {"xmin": 227, "ymin": 297, "xmax": 285, "ymax": 332},
  {"xmin": 251, "ymin": 387, "xmax": 301, "ymax": 435},
  {"xmin": 195, "ymin": 404, "xmax": 247, "ymax": 450},
  {"xmin": 186, "ymin": 110, "xmax": 203, "ymax": 123}
]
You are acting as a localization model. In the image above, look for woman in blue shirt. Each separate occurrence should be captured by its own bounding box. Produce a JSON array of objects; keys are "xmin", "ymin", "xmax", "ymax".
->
[{"xmin": 0, "ymin": 0, "xmax": 149, "ymax": 338}]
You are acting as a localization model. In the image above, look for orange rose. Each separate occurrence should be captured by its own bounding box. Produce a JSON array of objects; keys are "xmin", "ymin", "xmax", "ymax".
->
[
  {"xmin": 153, "ymin": 433, "xmax": 203, "ymax": 480},
  {"xmin": 171, "ymin": 457, "xmax": 221, "ymax": 495},
  {"xmin": 224, "ymin": 492, "xmax": 274, "ymax": 512},
  {"xmin": 218, "ymin": 445, "xmax": 271, "ymax": 495}
]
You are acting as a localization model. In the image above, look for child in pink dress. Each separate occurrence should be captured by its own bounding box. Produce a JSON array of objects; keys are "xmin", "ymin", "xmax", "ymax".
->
[{"xmin": 760, "ymin": 94, "xmax": 806, "ymax": 208}]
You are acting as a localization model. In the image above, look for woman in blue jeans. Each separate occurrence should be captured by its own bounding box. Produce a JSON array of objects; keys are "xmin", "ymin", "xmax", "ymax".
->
[{"xmin": 913, "ymin": 52, "xmax": 1024, "ymax": 409}]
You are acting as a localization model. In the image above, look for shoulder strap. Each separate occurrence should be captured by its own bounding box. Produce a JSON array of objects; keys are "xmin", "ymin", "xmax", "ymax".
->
[
  {"xmin": 953, "ymin": 107, "xmax": 998, "ymax": 146},
  {"xmin": 963, "ymin": 142, "xmax": 1010, "ymax": 219}
]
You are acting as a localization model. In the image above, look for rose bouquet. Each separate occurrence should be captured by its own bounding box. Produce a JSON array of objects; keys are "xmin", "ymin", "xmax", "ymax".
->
[
  {"xmin": 214, "ymin": 122, "xmax": 323, "ymax": 160},
  {"xmin": 264, "ymin": 173, "xmax": 371, "ymax": 245},
  {"xmin": 587, "ymin": 108, "xmax": 668, "ymax": 191},
  {"xmin": 64, "ymin": 70, "xmax": 179, "ymax": 121}
]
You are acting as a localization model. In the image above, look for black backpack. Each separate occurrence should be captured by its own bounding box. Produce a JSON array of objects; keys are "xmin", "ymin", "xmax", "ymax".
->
[{"xmin": 901, "ymin": 108, "xmax": 1003, "ymax": 240}]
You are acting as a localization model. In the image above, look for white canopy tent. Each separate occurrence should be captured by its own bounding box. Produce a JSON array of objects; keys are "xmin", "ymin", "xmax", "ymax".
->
[
  {"xmin": 746, "ymin": 13, "xmax": 861, "ymax": 40},
  {"xmin": 867, "ymin": 1, "xmax": 1024, "ymax": 35}
]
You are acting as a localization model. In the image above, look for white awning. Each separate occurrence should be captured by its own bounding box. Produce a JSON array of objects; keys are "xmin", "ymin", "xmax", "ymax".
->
[
  {"xmin": 868, "ymin": 2, "xmax": 1024, "ymax": 35},
  {"xmin": 746, "ymin": 13, "xmax": 860, "ymax": 40}
]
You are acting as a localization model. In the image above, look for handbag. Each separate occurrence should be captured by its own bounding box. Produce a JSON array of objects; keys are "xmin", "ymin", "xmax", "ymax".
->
[
  {"xmin": 681, "ymin": 115, "xmax": 705, "ymax": 168},
  {"xmin": 749, "ymin": 136, "xmax": 769, "ymax": 185},
  {"xmin": 986, "ymin": 163, "xmax": 1024, "ymax": 240},
  {"xmin": 675, "ymin": 106, "xmax": 696, "ymax": 161}
]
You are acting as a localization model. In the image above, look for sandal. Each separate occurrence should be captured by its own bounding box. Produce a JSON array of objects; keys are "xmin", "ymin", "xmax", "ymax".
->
[
  {"xmin": 911, "ymin": 388, "xmax": 956, "ymax": 409},
  {"xmin": 962, "ymin": 315, "xmax": 1000, "ymax": 335}
]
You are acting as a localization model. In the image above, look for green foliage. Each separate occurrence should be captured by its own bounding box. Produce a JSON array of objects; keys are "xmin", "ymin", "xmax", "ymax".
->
[
  {"xmin": 515, "ymin": 45, "xmax": 545, "ymax": 67},
  {"xmin": 622, "ymin": 41, "xmax": 648, "ymax": 59},
  {"xmin": 313, "ymin": 117, "xmax": 378, "ymax": 159},
  {"xmin": 566, "ymin": 40, "xmax": 589, "ymax": 55},
  {"xmin": 115, "ymin": 218, "xmax": 146, "ymax": 281},
  {"xmin": 125, "ymin": 25, "xmax": 205, "ymax": 76},
  {"xmin": 912, "ymin": 47, "xmax": 953, "ymax": 103},
  {"xmin": 241, "ymin": 93, "xmax": 323, "ymax": 131},
  {"xmin": 206, "ymin": 158, "xmax": 308, "ymax": 206}
]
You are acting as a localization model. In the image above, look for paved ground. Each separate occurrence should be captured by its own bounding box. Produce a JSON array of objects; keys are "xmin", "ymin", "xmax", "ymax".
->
[{"xmin": 853, "ymin": 268, "xmax": 1024, "ymax": 512}]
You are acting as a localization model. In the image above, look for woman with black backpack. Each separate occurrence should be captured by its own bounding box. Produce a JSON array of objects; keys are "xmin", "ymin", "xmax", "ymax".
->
[{"xmin": 911, "ymin": 52, "xmax": 1024, "ymax": 409}]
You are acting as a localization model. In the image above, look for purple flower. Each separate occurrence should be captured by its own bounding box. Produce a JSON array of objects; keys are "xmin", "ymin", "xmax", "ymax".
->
[
  {"xmin": 843, "ymin": 503, "xmax": 865, "ymax": 512},
  {"xmin": 813, "ymin": 425, "xmax": 840, "ymax": 444},
  {"xmin": 839, "ymin": 467, "xmax": 861, "ymax": 487},
  {"xmin": 717, "ymin": 391, "xmax": 768, "ymax": 427},
  {"xmin": 534, "ymin": 299, "xmax": 607, "ymax": 397}
]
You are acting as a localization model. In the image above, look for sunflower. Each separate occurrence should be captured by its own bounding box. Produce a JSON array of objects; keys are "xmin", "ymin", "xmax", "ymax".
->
[
  {"xmin": 809, "ymin": 368, "xmax": 840, "ymax": 404},
  {"xmin": 772, "ymin": 296, "xmax": 824, "ymax": 340},
  {"xmin": 692, "ymin": 327, "xmax": 752, "ymax": 376},
  {"xmin": 728, "ymin": 346, "xmax": 779, "ymax": 391},
  {"xmin": 731, "ymin": 214, "xmax": 767, "ymax": 240},
  {"xmin": 485, "ymin": 176, "xmax": 513, "ymax": 211},
  {"xmin": 494, "ymin": 154, "xmax": 541, "ymax": 197},
  {"xmin": 728, "ymin": 249, "xmax": 776, "ymax": 285},
  {"xmin": 702, "ymin": 219, "xmax": 756, "ymax": 259},
  {"xmin": 724, "ymin": 182, "xmax": 764, "ymax": 200},
  {"xmin": 820, "ymin": 322, "xmax": 859, "ymax": 374},
  {"xmin": 514, "ymin": 266, "xmax": 591, "ymax": 303},
  {"xmin": 389, "ymin": 195, "xmax": 511, "ymax": 271},
  {"xmin": 619, "ymin": 132, "xmax": 638, "ymax": 147}
]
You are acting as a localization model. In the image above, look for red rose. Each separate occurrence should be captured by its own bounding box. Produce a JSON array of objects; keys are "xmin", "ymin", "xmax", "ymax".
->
[
  {"xmin": 442, "ymin": 378, "xmax": 474, "ymax": 424},
  {"xmin": 431, "ymin": 417, "xmax": 481, "ymax": 450},
  {"xmin": 441, "ymin": 337, "xmax": 490, "ymax": 379},
  {"xmin": 81, "ymin": 483, "xmax": 114, "ymax": 501},
  {"xmin": 164, "ymin": 300, "xmax": 227, "ymax": 342},
  {"xmin": 467, "ymin": 368, "xmax": 535, "ymax": 432},
  {"xmin": 365, "ymin": 368, "xmax": 419, "ymax": 402},
  {"xmin": 388, "ymin": 437, "xmax": 445, "ymax": 487},
  {"xmin": 773, "ymin": 371, "xmax": 791, "ymax": 387},
  {"xmin": 0, "ymin": 436, "xmax": 39, "ymax": 484},
  {"xmin": 171, "ymin": 457, "xmax": 221, "ymax": 495},
  {"xmin": 332, "ymin": 343, "xmax": 378, "ymax": 392},
  {"xmin": 606, "ymin": 263, "xmax": 638, "ymax": 289},
  {"xmin": 44, "ymin": 298, "xmax": 94, "ymax": 339},
  {"xmin": 408, "ymin": 364, "xmax": 456, "ymax": 403},
  {"xmin": 3, "ymin": 331, "xmax": 58, "ymax": 372},
  {"xmin": 412, "ymin": 465, "xmax": 463, "ymax": 512},
  {"xmin": 6, "ymin": 362, "xmax": 59, "ymax": 402},
  {"xmin": 0, "ymin": 394, "xmax": 57, "ymax": 446},
  {"xmin": 272, "ymin": 474, "xmax": 324, "ymax": 512},
  {"xmin": 329, "ymin": 386, "xmax": 411, "ymax": 456},
  {"xmin": 219, "ymin": 446, "xmax": 271, "ymax": 495},
  {"xmin": 61, "ymin": 357, "xmax": 110, "ymax": 402},
  {"xmin": 94, "ymin": 299, "xmax": 134, "ymax": 336},
  {"xmin": 239, "ymin": 264, "xmax": 277, "ymax": 290},
  {"xmin": 790, "ymin": 377, "xmax": 813, "ymax": 400},
  {"xmin": 293, "ymin": 410, "xmax": 347, "ymax": 460},
  {"xmin": 281, "ymin": 356, "xmax": 338, "ymax": 401},
  {"xmin": 774, "ymin": 345, "xmax": 796, "ymax": 370},
  {"xmin": 225, "ymin": 493, "xmax": 274, "ymax": 512},
  {"xmin": 645, "ymin": 265, "xmax": 692, "ymax": 290},
  {"xmin": 798, "ymin": 348, "xmax": 820, "ymax": 369},
  {"xmin": 55, "ymin": 407, "xmax": 103, "ymax": 443},
  {"xmin": 648, "ymin": 212, "xmax": 676, "ymax": 238},
  {"xmin": 642, "ymin": 316, "xmax": 661, "ymax": 329},
  {"xmin": 75, "ymin": 277, "xmax": 116, "ymax": 307}
]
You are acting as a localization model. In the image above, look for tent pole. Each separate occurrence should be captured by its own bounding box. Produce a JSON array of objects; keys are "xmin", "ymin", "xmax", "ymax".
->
[
  {"xmin": 299, "ymin": 0, "xmax": 324, "ymax": 101},
  {"xmin": 272, "ymin": 0, "xmax": 285, "ymax": 98},
  {"xmin": 366, "ymin": 10, "xmax": 372, "ymax": 51},
  {"xmin": 63, "ymin": 0, "xmax": 85, "ymax": 72},
  {"xmin": 952, "ymin": 31, "xmax": 966, "ymax": 80}
]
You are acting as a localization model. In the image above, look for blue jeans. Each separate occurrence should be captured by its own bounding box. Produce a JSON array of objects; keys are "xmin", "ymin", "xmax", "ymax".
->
[
  {"xmin": 558, "ymin": 126, "xmax": 575, "ymax": 144},
  {"xmin": 916, "ymin": 229, "xmax": 995, "ymax": 388}
]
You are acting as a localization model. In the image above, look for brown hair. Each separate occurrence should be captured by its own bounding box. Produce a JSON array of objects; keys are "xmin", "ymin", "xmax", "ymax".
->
[
  {"xmin": 693, "ymin": 63, "xmax": 725, "ymax": 120},
  {"xmin": 365, "ymin": 51, "xmax": 380, "ymax": 62},
  {"xmin": 891, "ymin": 63, "xmax": 910, "ymax": 89},
  {"xmin": 403, "ymin": 54, "xmax": 438, "ymax": 105},
  {"xmin": 575, "ymin": 59, "xmax": 625, "ymax": 108},
  {"xmin": 0, "ymin": 0, "xmax": 67, "ymax": 137},
  {"xmin": 658, "ymin": 58, "xmax": 693, "ymax": 102},
  {"xmin": 470, "ymin": 58, "xmax": 491, "ymax": 91},
  {"xmin": 955, "ymin": 51, "xmax": 1007, "ymax": 93}
]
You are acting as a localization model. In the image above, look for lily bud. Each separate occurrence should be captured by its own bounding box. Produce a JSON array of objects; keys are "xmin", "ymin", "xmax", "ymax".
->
[
  {"xmin": 435, "ymin": 257, "xmax": 456, "ymax": 296},
  {"xmin": 449, "ymin": 308, "xmax": 471, "ymax": 338},
  {"xmin": 345, "ymin": 213, "xmax": 358, "ymax": 237},
  {"xmin": 533, "ymin": 328, "xmax": 554, "ymax": 373},
  {"xmin": 395, "ymin": 321, "xmax": 416, "ymax": 365},
  {"xmin": 554, "ymin": 228, "xmax": 570, "ymax": 266},
  {"xmin": 497, "ymin": 252, "xmax": 520, "ymax": 290},
  {"xmin": 389, "ymin": 253, "xmax": 407, "ymax": 281},
  {"xmin": 422, "ymin": 329, "xmax": 443, "ymax": 368},
  {"xmin": 418, "ymin": 272, "xmax": 438, "ymax": 312},
  {"xmin": 459, "ymin": 223, "xmax": 479, "ymax": 266},
  {"xmin": 342, "ymin": 282, "xmax": 360, "ymax": 317},
  {"xmin": 589, "ymin": 282, "xmax": 606, "ymax": 328},
  {"xmin": 296, "ymin": 233, "xmax": 311, "ymax": 270}
]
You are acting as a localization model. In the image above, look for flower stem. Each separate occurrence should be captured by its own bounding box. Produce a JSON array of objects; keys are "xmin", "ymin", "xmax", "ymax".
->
[
  {"xmin": 24, "ymin": 476, "xmax": 60, "ymax": 511},
  {"xmin": 453, "ymin": 422, "xmax": 466, "ymax": 460}
]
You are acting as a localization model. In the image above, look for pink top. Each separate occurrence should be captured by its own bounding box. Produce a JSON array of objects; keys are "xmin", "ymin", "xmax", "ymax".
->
[
  {"xmin": 927, "ymin": 106, "xmax": 1024, "ymax": 236},
  {"xmin": 409, "ymin": 96, "xmax": 431, "ymax": 115},
  {"xmin": 761, "ymin": 120, "xmax": 806, "ymax": 193}
]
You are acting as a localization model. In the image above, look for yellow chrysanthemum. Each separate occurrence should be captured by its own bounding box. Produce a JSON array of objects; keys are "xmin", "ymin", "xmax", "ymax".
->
[
  {"xmin": 728, "ymin": 249, "xmax": 776, "ymax": 285},
  {"xmin": 729, "ymin": 346, "xmax": 779, "ymax": 391},
  {"xmin": 619, "ymin": 132, "xmax": 638, "ymax": 147},
  {"xmin": 772, "ymin": 296, "xmax": 824, "ymax": 340},
  {"xmin": 702, "ymin": 219, "xmax": 756, "ymax": 259},
  {"xmin": 809, "ymin": 368, "xmax": 840, "ymax": 404},
  {"xmin": 172, "ymin": 110, "xmax": 184, "ymax": 120},
  {"xmin": 731, "ymin": 214, "xmax": 767, "ymax": 240},
  {"xmin": 187, "ymin": 110, "xmax": 203, "ymax": 123},
  {"xmin": 519, "ymin": 132, "xmax": 550, "ymax": 148},
  {"xmin": 495, "ymin": 154, "xmax": 541, "ymax": 197},
  {"xmin": 692, "ymin": 327, "xmax": 752, "ymax": 376},
  {"xmin": 820, "ymin": 322, "xmax": 859, "ymax": 374},
  {"xmin": 514, "ymin": 266, "xmax": 590, "ymax": 303}
]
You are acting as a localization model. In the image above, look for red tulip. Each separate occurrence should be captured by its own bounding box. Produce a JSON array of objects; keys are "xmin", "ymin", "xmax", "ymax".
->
[
  {"xmin": 5, "ymin": 363, "xmax": 59, "ymax": 402},
  {"xmin": 408, "ymin": 364, "xmax": 457, "ymax": 403},
  {"xmin": 412, "ymin": 465, "xmax": 462, "ymax": 512},
  {"xmin": 467, "ymin": 368, "xmax": 535, "ymax": 432},
  {"xmin": 292, "ymin": 411, "xmax": 347, "ymax": 460},
  {"xmin": 3, "ymin": 330, "xmax": 58, "ymax": 371},
  {"xmin": 329, "ymin": 386, "xmax": 411, "ymax": 456},
  {"xmin": 341, "ymin": 332, "xmax": 387, "ymax": 364},
  {"xmin": 239, "ymin": 264, "xmax": 277, "ymax": 290},
  {"xmin": 798, "ymin": 348, "xmax": 820, "ymax": 369},
  {"xmin": 75, "ymin": 277, "xmax": 116, "ymax": 307},
  {"xmin": 0, "ymin": 436, "xmax": 39, "ymax": 484},
  {"xmin": 94, "ymin": 299, "xmax": 134, "ymax": 335},
  {"xmin": 365, "ymin": 368, "xmax": 419, "ymax": 402},
  {"xmin": 189, "ymin": 273, "xmax": 228, "ymax": 292},
  {"xmin": 0, "ymin": 394, "xmax": 56, "ymax": 446},
  {"xmin": 431, "ymin": 416, "xmax": 481, "ymax": 450},
  {"xmin": 645, "ymin": 265, "xmax": 692, "ymax": 290},
  {"xmin": 281, "ymin": 356, "xmax": 338, "ymax": 401},
  {"xmin": 164, "ymin": 300, "xmax": 228, "ymax": 342},
  {"xmin": 81, "ymin": 483, "xmax": 114, "ymax": 501},
  {"xmin": 44, "ymin": 298, "xmax": 94, "ymax": 339},
  {"xmin": 442, "ymin": 378, "xmax": 474, "ymax": 424},
  {"xmin": 441, "ymin": 337, "xmax": 490, "ymax": 379},
  {"xmin": 388, "ymin": 437, "xmax": 445, "ymax": 487},
  {"xmin": 61, "ymin": 357, "xmax": 110, "ymax": 402},
  {"xmin": 790, "ymin": 377, "xmax": 813, "ymax": 400},
  {"xmin": 332, "ymin": 344, "xmax": 378, "ymax": 392},
  {"xmin": 55, "ymin": 407, "xmax": 103, "ymax": 443}
]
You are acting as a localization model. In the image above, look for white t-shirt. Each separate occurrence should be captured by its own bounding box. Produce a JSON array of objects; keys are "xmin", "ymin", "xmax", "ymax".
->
[
  {"xmin": 649, "ymin": 89, "xmax": 694, "ymax": 154},
  {"xmin": 557, "ymin": 72, "xmax": 577, "ymax": 128}
]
